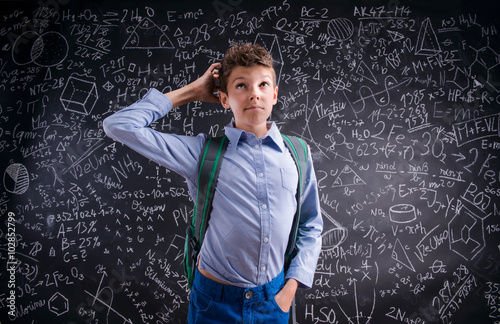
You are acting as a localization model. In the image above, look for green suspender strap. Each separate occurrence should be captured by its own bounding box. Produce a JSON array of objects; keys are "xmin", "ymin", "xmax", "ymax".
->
[{"xmin": 184, "ymin": 135, "xmax": 229, "ymax": 289}]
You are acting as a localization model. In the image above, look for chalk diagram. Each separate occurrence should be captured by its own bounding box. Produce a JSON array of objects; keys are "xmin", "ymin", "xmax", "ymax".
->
[
  {"xmin": 448, "ymin": 66, "xmax": 470, "ymax": 91},
  {"xmin": 123, "ymin": 17, "xmax": 174, "ymax": 49},
  {"xmin": 387, "ymin": 30, "xmax": 405, "ymax": 43},
  {"xmin": 84, "ymin": 272, "xmax": 133, "ymax": 324},
  {"xmin": 469, "ymin": 38, "xmax": 500, "ymax": 92},
  {"xmin": 389, "ymin": 204, "xmax": 417, "ymax": 272},
  {"xmin": 389, "ymin": 204, "xmax": 417, "ymax": 223},
  {"xmin": 326, "ymin": 130, "xmax": 354, "ymax": 152},
  {"xmin": 3, "ymin": 163, "xmax": 29, "ymax": 195},
  {"xmin": 448, "ymin": 201, "xmax": 487, "ymax": 261},
  {"xmin": 415, "ymin": 17, "xmax": 441, "ymax": 56},
  {"xmin": 12, "ymin": 31, "xmax": 68, "ymax": 67},
  {"xmin": 255, "ymin": 33, "xmax": 284, "ymax": 85},
  {"xmin": 335, "ymin": 283, "xmax": 376, "ymax": 324},
  {"xmin": 48, "ymin": 292, "xmax": 69, "ymax": 316},
  {"xmin": 326, "ymin": 18, "xmax": 354, "ymax": 41},
  {"xmin": 356, "ymin": 61, "xmax": 378, "ymax": 85},
  {"xmin": 321, "ymin": 207, "xmax": 348, "ymax": 251},
  {"xmin": 392, "ymin": 238, "xmax": 416, "ymax": 272},
  {"xmin": 60, "ymin": 75, "xmax": 98, "ymax": 115},
  {"xmin": 343, "ymin": 76, "xmax": 412, "ymax": 117},
  {"xmin": 103, "ymin": 81, "xmax": 115, "ymax": 92},
  {"xmin": 144, "ymin": 165, "xmax": 171, "ymax": 188},
  {"xmin": 332, "ymin": 165, "xmax": 366, "ymax": 187}
]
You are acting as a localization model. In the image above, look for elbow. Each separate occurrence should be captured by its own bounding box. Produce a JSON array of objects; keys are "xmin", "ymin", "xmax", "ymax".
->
[{"xmin": 102, "ymin": 116, "xmax": 117, "ymax": 139}]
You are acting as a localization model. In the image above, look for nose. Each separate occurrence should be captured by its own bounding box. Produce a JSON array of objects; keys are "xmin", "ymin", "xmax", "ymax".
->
[{"xmin": 250, "ymin": 86, "xmax": 260, "ymax": 101}]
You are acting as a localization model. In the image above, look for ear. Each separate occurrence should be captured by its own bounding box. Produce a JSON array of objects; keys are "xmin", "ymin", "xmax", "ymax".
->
[
  {"xmin": 272, "ymin": 86, "xmax": 279, "ymax": 105},
  {"xmin": 219, "ymin": 91, "xmax": 230, "ymax": 109}
]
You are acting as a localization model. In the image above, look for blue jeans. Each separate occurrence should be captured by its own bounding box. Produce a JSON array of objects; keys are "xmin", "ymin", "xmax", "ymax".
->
[{"xmin": 187, "ymin": 268, "xmax": 289, "ymax": 324}]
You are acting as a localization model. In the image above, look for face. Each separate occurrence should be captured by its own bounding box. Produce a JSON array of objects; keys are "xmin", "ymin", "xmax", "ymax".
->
[{"xmin": 219, "ymin": 65, "xmax": 278, "ymax": 137}]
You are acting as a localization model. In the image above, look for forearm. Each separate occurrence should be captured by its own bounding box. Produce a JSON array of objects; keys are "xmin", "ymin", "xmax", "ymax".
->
[
  {"xmin": 164, "ymin": 83, "xmax": 197, "ymax": 108},
  {"xmin": 275, "ymin": 278, "xmax": 298, "ymax": 312},
  {"xmin": 103, "ymin": 89, "xmax": 171, "ymax": 140},
  {"xmin": 164, "ymin": 62, "xmax": 221, "ymax": 108},
  {"xmin": 102, "ymin": 89, "xmax": 204, "ymax": 185},
  {"xmin": 282, "ymin": 278, "xmax": 298, "ymax": 297}
]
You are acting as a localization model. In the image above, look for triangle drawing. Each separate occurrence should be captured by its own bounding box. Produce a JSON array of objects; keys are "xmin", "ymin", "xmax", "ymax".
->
[
  {"xmin": 123, "ymin": 18, "xmax": 174, "ymax": 49},
  {"xmin": 392, "ymin": 238, "xmax": 416, "ymax": 272},
  {"xmin": 415, "ymin": 17, "xmax": 441, "ymax": 56},
  {"xmin": 356, "ymin": 61, "xmax": 378, "ymax": 84},
  {"xmin": 387, "ymin": 30, "xmax": 405, "ymax": 42},
  {"xmin": 255, "ymin": 33, "xmax": 284, "ymax": 84},
  {"xmin": 332, "ymin": 165, "xmax": 366, "ymax": 187}
]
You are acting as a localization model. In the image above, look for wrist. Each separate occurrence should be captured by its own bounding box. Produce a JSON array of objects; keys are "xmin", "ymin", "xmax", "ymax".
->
[
  {"xmin": 285, "ymin": 278, "xmax": 298, "ymax": 290},
  {"xmin": 281, "ymin": 279, "xmax": 298, "ymax": 298},
  {"xmin": 164, "ymin": 83, "xmax": 197, "ymax": 108}
]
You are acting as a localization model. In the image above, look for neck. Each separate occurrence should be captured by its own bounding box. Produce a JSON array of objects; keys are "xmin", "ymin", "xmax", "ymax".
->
[{"xmin": 235, "ymin": 122, "xmax": 269, "ymax": 138}]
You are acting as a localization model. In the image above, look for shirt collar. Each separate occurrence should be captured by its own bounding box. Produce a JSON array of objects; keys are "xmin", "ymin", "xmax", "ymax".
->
[{"xmin": 224, "ymin": 121, "xmax": 285, "ymax": 152}]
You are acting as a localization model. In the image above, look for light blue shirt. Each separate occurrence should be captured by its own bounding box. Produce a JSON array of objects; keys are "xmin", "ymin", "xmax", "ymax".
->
[{"xmin": 103, "ymin": 89, "xmax": 323, "ymax": 288}]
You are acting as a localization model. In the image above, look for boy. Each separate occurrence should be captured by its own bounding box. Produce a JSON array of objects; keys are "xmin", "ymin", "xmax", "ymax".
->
[{"xmin": 103, "ymin": 43, "xmax": 323, "ymax": 323}]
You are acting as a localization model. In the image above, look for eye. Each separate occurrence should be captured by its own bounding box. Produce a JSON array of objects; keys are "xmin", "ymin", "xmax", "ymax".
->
[
  {"xmin": 260, "ymin": 81, "xmax": 270, "ymax": 87},
  {"xmin": 236, "ymin": 83, "xmax": 246, "ymax": 89}
]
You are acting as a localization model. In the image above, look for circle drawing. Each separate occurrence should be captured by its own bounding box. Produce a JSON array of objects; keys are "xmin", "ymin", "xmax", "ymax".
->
[
  {"xmin": 389, "ymin": 204, "xmax": 417, "ymax": 223},
  {"xmin": 327, "ymin": 18, "xmax": 354, "ymax": 41},
  {"xmin": 321, "ymin": 226, "xmax": 348, "ymax": 250},
  {"xmin": 3, "ymin": 163, "xmax": 29, "ymax": 195},
  {"xmin": 11, "ymin": 31, "xmax": 39, "ymax": 65}
]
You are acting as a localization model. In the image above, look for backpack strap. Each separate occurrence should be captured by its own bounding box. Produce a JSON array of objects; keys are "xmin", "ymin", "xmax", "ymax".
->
[
  {"xmin": 282, "ymin": 134, "xmax": 308, "ymax": 324},
  {"xmin": 184, "ymin": 135, "xmax": 229, "ymax": 288},
  {"xmin": 281, "ymin": 134, "xmax": 308, "ymax": 261}
]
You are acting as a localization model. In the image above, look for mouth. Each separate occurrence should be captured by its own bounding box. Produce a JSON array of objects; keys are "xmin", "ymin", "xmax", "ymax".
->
[{"xmin": 245, "ymin": 106, "xmax": 263, "ymax": 111}]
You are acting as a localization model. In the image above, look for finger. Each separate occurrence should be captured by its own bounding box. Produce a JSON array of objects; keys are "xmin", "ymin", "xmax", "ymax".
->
[
  {"xmin": 203, "ymin": 63, "xmax": 219, "ymax": 79},
  {"xmin": 208, "ymin": 62, "xmax": 221, "ymax": 73}
]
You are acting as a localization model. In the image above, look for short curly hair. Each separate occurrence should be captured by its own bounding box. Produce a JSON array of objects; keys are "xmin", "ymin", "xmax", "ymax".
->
[{"xmin": 219, "ymin": 43, "xmax": 276, "ymax": 93}]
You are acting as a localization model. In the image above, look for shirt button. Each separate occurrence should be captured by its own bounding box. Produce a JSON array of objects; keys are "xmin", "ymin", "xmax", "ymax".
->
[
  {"xmin": 254, "ymin": 144, "xmax": 260, "ymax": 149},
  {"xmin": 258, "ymin": 172, "xmax": 264, "ymax": 178},
  {"xmin": 245, "ymin": 291, "xmax": 253, "ymax": 299},
  {"xmin": 263, "ymin": 237, "xmax": 269, "ymax": 243},
  {"xmin": 262, "ymin": 204, "xmax": 267, "ymax": 210},
  {"xmin": 260, "ymin": 266, "xmax": 266, "ymax": 271}
]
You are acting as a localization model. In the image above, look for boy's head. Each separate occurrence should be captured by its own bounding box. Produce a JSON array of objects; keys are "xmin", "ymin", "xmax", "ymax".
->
[
  {"xmin": 217, "ymin": 43, "xmax": 279, "ymax": 138},
  {"xmin": 219, "ymin": 43, "xmax": 276, "ymax": 94}
]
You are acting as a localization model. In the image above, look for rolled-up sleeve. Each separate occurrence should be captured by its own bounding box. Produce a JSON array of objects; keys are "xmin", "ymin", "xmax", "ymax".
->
[{"xmin": 103, "ymin": 88, "xmax": 205, "ymax": 190}]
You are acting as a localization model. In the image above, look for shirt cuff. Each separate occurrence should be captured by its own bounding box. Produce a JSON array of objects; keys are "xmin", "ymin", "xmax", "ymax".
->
[
  {"xmin": 142, "ymin": 88, "xmax": 173, "ymax": 114},
  {"xmin": 285, "ymin": 265, "xmax": 315, "ymax": 289}
]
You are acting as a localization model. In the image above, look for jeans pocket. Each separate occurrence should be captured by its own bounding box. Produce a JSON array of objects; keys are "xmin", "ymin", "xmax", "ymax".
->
[
  {"xmin": 191, "ymin": 285, "xmax": 214, "ymax": 313},
  {"xmin": 271, "ymin": 296, "xmax": 290, "ymax": 314}
]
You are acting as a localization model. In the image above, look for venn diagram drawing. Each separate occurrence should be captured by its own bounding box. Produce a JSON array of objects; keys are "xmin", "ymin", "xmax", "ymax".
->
[{"xmin": 12, "ymin": 31, "xmax": 69, "ymax": 67}]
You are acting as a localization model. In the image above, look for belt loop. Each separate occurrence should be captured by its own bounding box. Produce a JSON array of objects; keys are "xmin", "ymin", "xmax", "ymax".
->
[
  {"xmin": 218, "ymin": 286, "xmax": 224, "ymax": 302},
  {"xmin": 267, "ymin": 268, "xmax": 284, "ymax": 299},
  {"xmin": 262, "ymin": 285, "xmax": 268, "ymax": 300},
  {"xmin": 263, "ymin": 279, "xmax": 273, "ymax": 301}
]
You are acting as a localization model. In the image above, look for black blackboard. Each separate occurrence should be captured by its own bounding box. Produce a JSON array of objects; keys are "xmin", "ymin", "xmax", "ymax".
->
[{"xmin": 1, "ymin": 0, "xmax": 499, "ymax": 323}]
